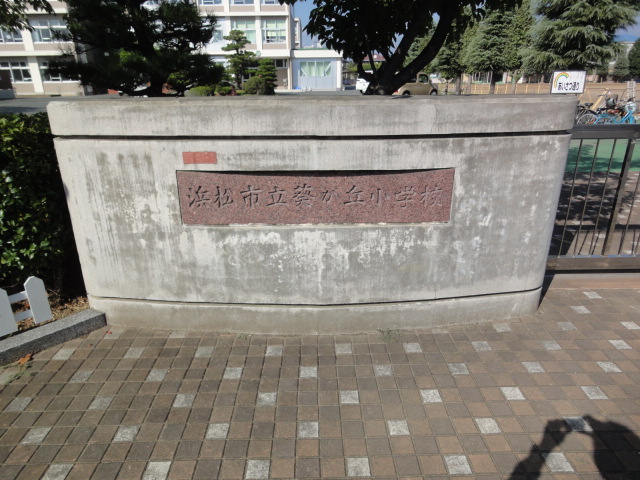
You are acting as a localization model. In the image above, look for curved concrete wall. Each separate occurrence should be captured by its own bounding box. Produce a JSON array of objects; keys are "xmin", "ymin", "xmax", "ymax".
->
[{"xmin": 48, "ymin": 95, "xmax": 576, "ymax": 333}]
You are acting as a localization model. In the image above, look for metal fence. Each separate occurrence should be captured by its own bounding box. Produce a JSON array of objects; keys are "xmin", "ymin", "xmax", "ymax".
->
[{"xmin": 547, "ymin": 124, "xmax": 640, "ymax": 271}]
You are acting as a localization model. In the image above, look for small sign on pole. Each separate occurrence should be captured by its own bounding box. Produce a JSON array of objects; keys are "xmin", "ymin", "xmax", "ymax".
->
[{"xmin": 550, "ymin": 71, "xmax": 586, "ymax": 94}]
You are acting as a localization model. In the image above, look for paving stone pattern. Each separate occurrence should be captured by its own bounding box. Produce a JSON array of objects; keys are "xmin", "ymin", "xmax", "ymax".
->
[{"xmin": 1, "ymin": 288, "xmax": 640, "ymax": 479}]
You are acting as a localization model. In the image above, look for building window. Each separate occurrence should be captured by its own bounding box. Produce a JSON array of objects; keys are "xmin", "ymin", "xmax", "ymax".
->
[
  {"xmin": 0, "ymin": 29, "xmax": 23, "ymax": 43},
  {"xmin": 232, "ymin": 0, "xmax": 254, "ymax": 4},
  {"xmin": 30, "ymin": 19, "xmax": 68, "ymax": 42},
  {"xmin": 211, "ymin": 28, "xmax": 224, "ymax": 43},
  {"xmin": 199, "ymin": 0, "xmax": 222, "ymax": 4},
  {"xmin": 40, "ymin": 61, "xmax": 73, "ymax": 82},
  {"xmin": 274, "ymin": 59, "xmax": 287, "ymax": 68},
  {"xmin": 261, "ymin": 0, "xmax": 278, "ymax": 4},
  {"xmin": 300, "ymin": 60, "xmax": 331, "ymax": 77},
  {"xmin": 231, "ymin": 19, "xmax": 256, "ymax": 43},
  {"xmin": 262, "ymin": 19, "xmax": 286, "ymax": 43},
  {"xmin": 0, "ymin": 61, "xmax": 32, "ymax": 82}
]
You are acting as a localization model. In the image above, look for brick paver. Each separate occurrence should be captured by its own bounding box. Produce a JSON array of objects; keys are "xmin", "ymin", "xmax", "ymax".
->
[{"xmin": 1, "ymin": 285, "xmax": 640, "ymax": 478}]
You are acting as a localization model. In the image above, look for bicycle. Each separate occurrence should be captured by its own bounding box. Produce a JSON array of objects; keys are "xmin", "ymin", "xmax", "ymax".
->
[
  {"xmin": 595, "ymin": 98, "xmax": 638, "ymax": 125},
  {"xmin": 574, "ymin": 89, "xmax": 611, "ymax": 124}
]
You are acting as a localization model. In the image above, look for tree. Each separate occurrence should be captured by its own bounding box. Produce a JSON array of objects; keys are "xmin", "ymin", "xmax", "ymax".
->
[
  {"xmin": 464, "ymin": 2, "xmax": 532, "ymax": 93},
  {"xmin": 0, "ymin": 0, "xmax": 53, "ymax": 30},
  {"xmin": 522, "ymin": 0, "xmax": 640, "ymax": 73},
  {"xmin": 282, "ymin": 0, "xmax": 521, "ymax": 95},
  {"xmin": 222, "ymin": 30, "xmax": 258, "ymax": 89},
  {"xmin": 244, "ymin": 59, "xmax": 278, "ymax": 94},
  {"xmin": 629, "ymin": 38, "xmax": 640, "ymax": 78},
  {"xmin": 256, "ymin": 58, "xmax": 278, "ymax": 94},
  {"xmin": 430, "ymin": 15, "xmax": 477, "ymax": 94},
  {"xmin": 613, "ymin": 49, "xmax": 630, "ymax": 81},
  {"xmin": 50, "ymin": 0, "xmax": 223, "ymax": 97},
  {"xmin": 464, "ymin": 10, "xmax": 513, "ymax": 93}
]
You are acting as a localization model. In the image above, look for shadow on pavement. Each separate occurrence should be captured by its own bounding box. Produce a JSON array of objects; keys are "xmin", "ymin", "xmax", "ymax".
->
[{"xmin": 509, "ymin": 416, "xmax": 640, "ymax": 478}]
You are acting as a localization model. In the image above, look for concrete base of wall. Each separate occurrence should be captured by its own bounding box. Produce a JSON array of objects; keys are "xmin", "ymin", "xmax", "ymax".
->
[{"xmin": 90, "ymin": 288, "xmax": 541, "ymax": 334}]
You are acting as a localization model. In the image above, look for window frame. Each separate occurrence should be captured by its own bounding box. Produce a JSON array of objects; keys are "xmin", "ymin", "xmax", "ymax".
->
[
  {"xmin": 231, "ymin": 19, "xmax": 256, "ymax": 43},
  {"xmin": 30, "ymin": 19, "xmax": 68, "ymax": 43},
  {"xmin": 0, "ymin": 29, "xmax": 23, "ymax": 43},
  {"xmin": 261, "ymin": 18, "xmax": 286, "ymax": 44},
  {"xmin": 0, "ymin": 60, "xmax": 32, "ymax": 82}
]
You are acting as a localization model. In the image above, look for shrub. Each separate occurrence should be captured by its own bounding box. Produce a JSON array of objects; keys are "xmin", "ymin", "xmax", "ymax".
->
[
  {"xmin": 216, "ymin": 85, "xmax": 232, "ymax": 95},
  {"xmin": 0, "ymin": 113, "xmax": 77, "ymax": 293},
  {"xmin": 244, "ymin": 60, "xmax": 278, "ymax": 95},
  {"xmin": 184, "ymin": 85, "xmax": 214, "ymax": 96}
]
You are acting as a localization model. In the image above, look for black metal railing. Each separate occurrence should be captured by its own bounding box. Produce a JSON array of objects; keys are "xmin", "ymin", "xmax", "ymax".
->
[{"xmin": 547, "ymin": 124, "xmax": 640, "ymax": 270}]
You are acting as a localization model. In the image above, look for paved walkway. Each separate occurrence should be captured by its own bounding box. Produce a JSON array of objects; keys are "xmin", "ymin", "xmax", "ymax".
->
[{"xmin": 1, "ymin": 279, "xmax": 639, "ymax": 479}]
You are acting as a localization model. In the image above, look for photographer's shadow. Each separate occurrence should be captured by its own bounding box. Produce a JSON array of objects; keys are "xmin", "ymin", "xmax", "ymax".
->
[{"xmin": 509, "ymin": 416, "xmax": 640, "ymax": 479}]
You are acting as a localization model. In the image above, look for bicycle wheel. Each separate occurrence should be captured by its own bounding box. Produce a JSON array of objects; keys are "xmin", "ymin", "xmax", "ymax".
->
[{"xmin": 576, "ymin": 113, "xmax": 597, "ymax": 125}]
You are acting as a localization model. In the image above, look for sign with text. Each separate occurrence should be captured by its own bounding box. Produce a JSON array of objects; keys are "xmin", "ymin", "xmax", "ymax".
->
[
  {"xmin": 551, "ymin": 71, "xmax": 586, "ymax": 94},
  {"xmin": 177, "ymin": 170, "xmax": 454, "ymax": 225}
]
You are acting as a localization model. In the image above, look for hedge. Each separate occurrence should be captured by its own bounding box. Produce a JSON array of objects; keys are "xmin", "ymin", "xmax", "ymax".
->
[{"xmin": 0, "ymin": 113, "xmax": 78, "ymax": 294}]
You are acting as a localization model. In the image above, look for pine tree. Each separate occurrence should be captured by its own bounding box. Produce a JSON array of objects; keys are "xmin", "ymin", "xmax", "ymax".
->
[
  {"xmin": 256, "ymin": 59, "xmax": 277, "ymax": 94},
  {"xmin": 431, "ymin": 18, "xmax": 476, "ymax": 95},
  {"xmin": 613, "ymin": 50, "xmax": 630, "ymax": 81},
  {"xmin": 522, "ymin": 0, "xmax": 640, "ymax": 73},
  {"xmin": 628, "ymin": 38, "xmax": 640, "ymax": 79},
  {"xmin": 464, "ymin": 9, "xmax": 518, "ymax": 93},
  {"xmin": 222, "ymin": 30, "xmax": 258, "ymax": 89},
  {"xmin": 49, "ymin": 0, "xmax": 223, "ymax": 97}
]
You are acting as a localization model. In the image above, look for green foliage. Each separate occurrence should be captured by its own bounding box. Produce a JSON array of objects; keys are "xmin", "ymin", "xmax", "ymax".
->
[
  {"xmin": 243, "ymin": 76, "xmax": 269, "ymax": 95},
  {"xmin": 629, "ymin": 38, "xmax": 640, "ymax": 78},
  {"xmin": 0, "ymin": 0, "xmax": 52, "ymax": 30},
  {"xmin": 223, "ymin": 30, "xmax": 259, "ymax": 88},
  {"xmin": 50, "ymin": 0, "xmax": 222, "ymax": 97},
  {"xmin": 405, "ymin": 35, "xmax": 431, "ymax": 68},
  {"xmin": 613, "ymin": 50, "xmax": 630, "ymax": 80},
  {"xmin": 0, "ymin": 113, "xmax": 72, "ymax": 291},
  {"xmin": 256, "ymin": 59, "xmax": 278, "ymax": 94},
  {"xmin": 431, "ymin": 12, "xmax": 477, "ymax": 84},
  {"xmin": 184, "ymin": 85, "xmax": 215, "ymax": 96},
  {"xmin": 464, "ymin": 3, "xmax": 532, "ymax": 75},
  {"xmin": 282, "ymin": 0, "xmax": 522, "ymax": 94},
  {"xmin": 522, "ymin": 0, "xmax": 640, "ymax": 72}
]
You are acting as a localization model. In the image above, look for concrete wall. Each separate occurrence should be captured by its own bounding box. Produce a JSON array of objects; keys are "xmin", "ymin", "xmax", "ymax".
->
[{"xmin": 48, "ymin": 95, "xmax": 576, "ymax": 333}]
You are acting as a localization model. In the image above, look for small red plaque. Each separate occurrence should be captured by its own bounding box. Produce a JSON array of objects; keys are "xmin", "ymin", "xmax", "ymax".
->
[
  {"xmin": 177, "ymin": 170, "xmax": 454, "ymax": 225},
  {"xmin": 183, "ymin": 152, "xmax": 217, "ymax": 164}
]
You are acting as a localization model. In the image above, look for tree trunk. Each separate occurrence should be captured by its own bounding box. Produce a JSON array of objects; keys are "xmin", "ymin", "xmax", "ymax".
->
[
  {"xmin": 489, "ymin": 72, "xmax": 496, "ymax": 94},
  {"xmin": 455, "ymin": 74, "xmax": 462, "ymax": 95}
]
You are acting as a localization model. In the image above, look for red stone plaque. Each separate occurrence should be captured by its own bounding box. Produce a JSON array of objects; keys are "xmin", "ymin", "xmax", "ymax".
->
[{"xmin": 177, "ymin": 170, "xmax": 454, "ymax": 225}]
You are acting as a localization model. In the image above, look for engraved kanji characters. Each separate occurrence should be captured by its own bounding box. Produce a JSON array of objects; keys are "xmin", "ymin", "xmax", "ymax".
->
[
  {"xmin": 187, "ymin": 185, "xmax": 210, "ymax": 208},
  {"xmin": 293, "ymin": 183, "xmax": 315, "ymax": 206},
  {"xmin": 395, "ymin": 186, "xmax": 416, "ymax": 208},
  {"xmin": 186, "ymin": 179, "xmax": 446, "ymax": 213},
  {"xmin": 241, "ymin": 185, "xmax": 261, "ymax": 208},
  {"xmin": 266, "ymin": 186, "xmax": 287, "ymax": 207},
  {"xmin": 420, "ymin": 184, "xmax": 443, "ymax": 206},
  {"xmin": 343, "ymin": 185, "xmax": 364, "ymax": 205},
  {"xmin": 213, "ymin": 186, "xmax": 234, "ymax": 208}
]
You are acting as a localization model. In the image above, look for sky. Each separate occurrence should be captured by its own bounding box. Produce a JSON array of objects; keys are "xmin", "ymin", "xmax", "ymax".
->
[
  {"xmin": 618, "ymin": 17, "xmax": 640, "ymax": 42},
  {"xmin": 289, "ymin": 1, "xmax": 315, "ymax": 46}
]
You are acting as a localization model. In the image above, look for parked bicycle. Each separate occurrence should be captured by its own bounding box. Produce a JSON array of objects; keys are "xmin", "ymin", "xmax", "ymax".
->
[
  {"xmin": 574, "ymin": 90, "xmax": 612, "ymax": 124},
  {"xmin": 576, "ymin": 97, "xmax": 637, "ymax": 125}
]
